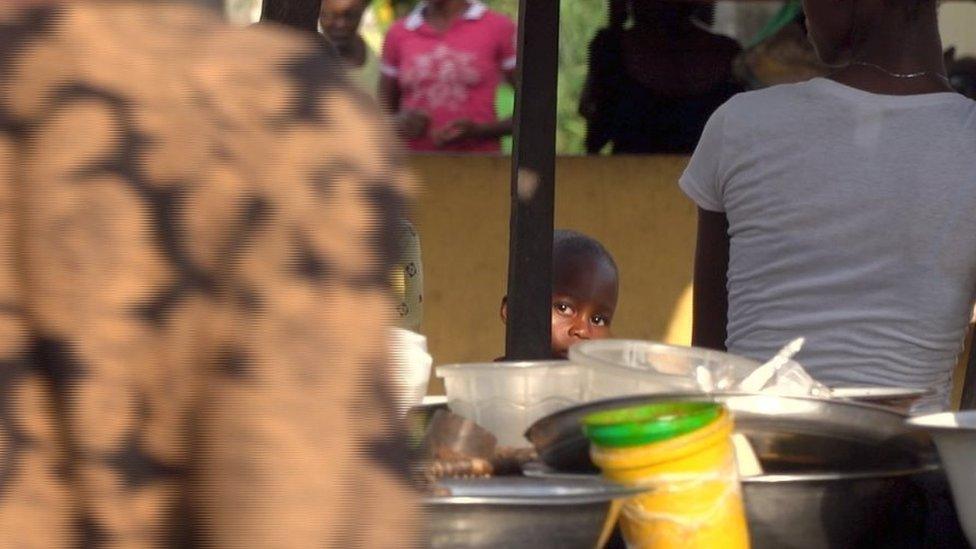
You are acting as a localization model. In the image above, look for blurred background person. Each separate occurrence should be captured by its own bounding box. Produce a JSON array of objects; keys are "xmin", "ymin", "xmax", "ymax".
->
[
  {"xmin": 379, "ymin": 0, "xmax": 517, "ymax": 153},
  {"xmin": 580, "ymin": 0, "xmax": 743, "ymax": 155},
  {"xmin": 946, "ymin": 47, "xmax": 976, "ymax": 100},
  {"xmin": 733, "ymin": 0, "xmax": 831, "ymax": 89},
  {"xmin": 319, "ymin": 0, "xmax": 380, "ymax": 96}
]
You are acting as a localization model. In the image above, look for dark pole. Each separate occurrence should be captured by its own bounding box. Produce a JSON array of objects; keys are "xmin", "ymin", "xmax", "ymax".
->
[
  {"xmin": 505, "ymin": 0, "xmax": 560, "ymax": 360},
  {"xmin": 260, "ymin": 0, "xmax": 321, "ymax": 32},
  {"xmin": 961, "ymin": 332, "xmax": 976, "ymax": 409}
]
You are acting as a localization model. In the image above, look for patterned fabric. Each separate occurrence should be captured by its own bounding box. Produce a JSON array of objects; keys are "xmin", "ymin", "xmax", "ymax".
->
[
  {"xmin": 0, "ymin": 1, "xmax": 420, "ymax": 547},
  {"xmin": 393, "ymin": 220, "xmax": 423, "ymax": 332}
]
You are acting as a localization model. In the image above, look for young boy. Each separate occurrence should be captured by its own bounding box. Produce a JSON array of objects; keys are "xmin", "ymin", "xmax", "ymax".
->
[
  {"xmin": 500, "ymin": 230, "xmax": 620, "ymax": 360},
  {"xmin": 683, "ymin": 0, "xmax": 976, "ymax": 412}
]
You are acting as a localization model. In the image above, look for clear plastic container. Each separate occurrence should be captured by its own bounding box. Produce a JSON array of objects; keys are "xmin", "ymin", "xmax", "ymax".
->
[
  {"xmin": 569, "ymin": 340, "xmax": 761, "ymax": 401},
  {"xmin": 436, "ymin": 361, "xmax": 584, "ymax": 446}
]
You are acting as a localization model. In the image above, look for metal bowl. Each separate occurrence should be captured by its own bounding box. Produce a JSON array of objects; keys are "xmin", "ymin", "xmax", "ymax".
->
[
  {"xmin": 423, "ymin": 476, "xmax": 645, "ymax": 549},
  {"xmin": 830, "ymin": 386, "xmax": 932, "ymax": 411},
  {"xmin": 525, "ymin": 393, "xmax": 963, "ymax": 548}
]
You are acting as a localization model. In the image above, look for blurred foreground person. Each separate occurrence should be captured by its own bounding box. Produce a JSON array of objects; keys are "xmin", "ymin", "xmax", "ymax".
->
[{"xmin": 0, "ymin": 1, "xmax": 420, "ymax": 547}]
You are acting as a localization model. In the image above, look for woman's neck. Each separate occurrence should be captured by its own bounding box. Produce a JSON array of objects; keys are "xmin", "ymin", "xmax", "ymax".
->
[{"xmin": 833, "ymin": 8, "xmax": 952, "ymax": 95}]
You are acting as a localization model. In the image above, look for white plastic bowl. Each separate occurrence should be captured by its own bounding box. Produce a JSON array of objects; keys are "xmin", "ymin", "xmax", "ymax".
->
[
  {"xmin": 390, "ymin": 328, "xmax": 433, "ymax": 415},
  {"xmin": 436, "ymin": 361, "xmax": 584, "ymax": 446},
  {"xmin": 568, "ymin": 339, "xmax": 761, "ymax": 401},
  {"xmin": 907, "ymin": 411, "xmax": 976, "ymax": 547}
]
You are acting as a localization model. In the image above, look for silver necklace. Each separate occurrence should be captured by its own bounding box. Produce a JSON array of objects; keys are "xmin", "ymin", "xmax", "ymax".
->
[{"xmin": 850, "ymin": 61, "xmax": 950, "ymax": 84}]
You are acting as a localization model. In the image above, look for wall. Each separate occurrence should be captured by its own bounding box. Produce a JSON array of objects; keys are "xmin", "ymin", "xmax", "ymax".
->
[
  {"xmin": 410, "ymin": 154, "xmax": 698, "ymax": 394},
  {"xmin": 940, "ymin": 3, "xmax": 976, "ymax": 57}
]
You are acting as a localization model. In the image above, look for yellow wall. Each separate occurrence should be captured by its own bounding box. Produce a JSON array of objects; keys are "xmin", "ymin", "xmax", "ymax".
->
[
  {"xmin": 940, "ymin": 3, "xmax": 976, "ymax": 58},
  {"xmin": 409, "ymin": 154, "xmax": 698, "ymax": 394}
]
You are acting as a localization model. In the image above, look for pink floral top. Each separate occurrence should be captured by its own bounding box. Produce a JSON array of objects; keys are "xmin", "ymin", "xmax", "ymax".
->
[{"xmin": 381, "ymin": 1, "xmax": 516, "ymax": 153}]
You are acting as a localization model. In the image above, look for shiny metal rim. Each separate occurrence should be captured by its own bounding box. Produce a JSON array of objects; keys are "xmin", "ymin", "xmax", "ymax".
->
[
  {"xmin": 741, "ymin": 463, "xmax": 941, "ymax": 483},
  {"xmin": 422, "ymin": 485, "xmax": 647, "ymax": 506},
  {"xmin": 522, "ymin": 461, "xmax": 941, "ymax": 485}
]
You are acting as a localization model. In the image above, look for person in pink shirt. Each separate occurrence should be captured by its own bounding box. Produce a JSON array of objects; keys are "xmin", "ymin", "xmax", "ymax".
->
[{"xmin": 379, "ymin": 0, "xmax": 517, "ymax": 153}]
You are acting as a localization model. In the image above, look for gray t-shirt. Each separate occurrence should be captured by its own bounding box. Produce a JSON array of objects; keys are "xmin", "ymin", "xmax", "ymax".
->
[{"xmin": 680, "ymin": 78, "xmax": 976, "ymax": 412}]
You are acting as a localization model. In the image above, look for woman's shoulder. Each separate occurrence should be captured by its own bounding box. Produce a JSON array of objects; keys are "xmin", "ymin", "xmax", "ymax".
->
[{"xmin": 718, "ymin": 80, "xmax": 819, "ymax": 117}]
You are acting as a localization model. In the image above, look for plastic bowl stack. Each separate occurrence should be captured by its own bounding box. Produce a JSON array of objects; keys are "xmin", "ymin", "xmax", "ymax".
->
[
  {"xmin": 436, "ymin": 341, "xmax": 761, "ymax": 447},
  {"xmin": 569, "ymin": 340, "xmax": 760, "ymax": 400},
  {"xmin": 436, "ymin": 361, "xmax": 584, "ymax": 447}
]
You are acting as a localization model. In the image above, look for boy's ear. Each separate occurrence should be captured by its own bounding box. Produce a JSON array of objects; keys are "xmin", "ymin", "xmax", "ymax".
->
[{"xmin": 500, "ymin": 296, "xmax": 508, "ymax": 324}]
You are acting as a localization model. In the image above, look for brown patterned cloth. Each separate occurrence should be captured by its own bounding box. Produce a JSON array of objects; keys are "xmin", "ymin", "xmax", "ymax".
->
[{"xmin": 0, "ymin": 1, "xmax": 420, "ymax": 547}]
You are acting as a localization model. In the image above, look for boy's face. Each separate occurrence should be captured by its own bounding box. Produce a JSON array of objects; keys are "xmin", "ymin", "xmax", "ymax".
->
[
  {"xmin": 319, "ymin": 0, "xmax": 366, "ymax": 47},
  {"xmin": 549, "ymin": 256, "xmax": 619, "ymax": 359},
  {"xmin": 499, "ymin": 254, "xmax": 619, "ymax": 360}
]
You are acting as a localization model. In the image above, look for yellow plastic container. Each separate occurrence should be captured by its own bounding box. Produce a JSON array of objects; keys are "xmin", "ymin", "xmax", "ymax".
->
[{"xmin": 587, "ymin": 406, "xmax": 749, "ymax": 549}]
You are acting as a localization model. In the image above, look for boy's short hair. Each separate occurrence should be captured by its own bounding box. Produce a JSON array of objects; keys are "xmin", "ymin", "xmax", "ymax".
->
[{"xmin": 553, "ymin": 229, "xmax": 618, "ymax": 275}]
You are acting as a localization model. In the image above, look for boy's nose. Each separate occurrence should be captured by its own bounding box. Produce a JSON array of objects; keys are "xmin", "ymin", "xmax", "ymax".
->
[{"xmin": 570, "ymin": 319, "xmax": 592, "ymax": 339}]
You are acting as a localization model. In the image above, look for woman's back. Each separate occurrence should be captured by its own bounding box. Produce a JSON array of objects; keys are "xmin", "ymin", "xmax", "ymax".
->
[{"xmin": 681, "ymin": 78, "xmax": 976, "ymax": 411}]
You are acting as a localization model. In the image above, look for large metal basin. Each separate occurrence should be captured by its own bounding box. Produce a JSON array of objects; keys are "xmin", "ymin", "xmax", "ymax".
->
[
  {"xmin": 423, "ymin": 477, "xmax": 645, "ymax": 549},
  {"xmin": 526, "ymin": 393, "xmax": 967, "ymax": 548}
]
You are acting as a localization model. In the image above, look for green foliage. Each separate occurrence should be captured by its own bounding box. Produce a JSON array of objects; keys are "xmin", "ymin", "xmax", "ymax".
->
[
  {"xmin": 485, "ymin": 0, "xmax": 604, "ymax": 155},
  {"xmin": 554, "ymin": 1, "xmax": 604, "ymax": 154}
]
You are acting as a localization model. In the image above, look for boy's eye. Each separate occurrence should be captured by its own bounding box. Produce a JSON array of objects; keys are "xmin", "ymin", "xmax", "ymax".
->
[
  {"xmin": 554, "ymin": 303, "xmax": 574, "ymax": 315},
  {"xmin": 591, "ymin": 315, "xmax": 609, "ymax": 327}
]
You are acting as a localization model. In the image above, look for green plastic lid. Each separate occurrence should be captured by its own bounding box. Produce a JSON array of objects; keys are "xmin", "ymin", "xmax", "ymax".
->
[{"xmin": 582, "ymin": 402, "xmax": 722, "ymax": 448}]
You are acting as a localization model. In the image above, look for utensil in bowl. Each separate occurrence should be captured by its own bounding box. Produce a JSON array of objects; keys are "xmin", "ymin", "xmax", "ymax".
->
[
  {"xmin": 568, "ymin": 340, "xmax": 761, "ymax": 400},
  {"xmin": 423, "ymin": 476, "xmax": 647, "ymax": 549},
  {"xmin": 907, "ymin": 411, "xmax": 976, "ymax": 547},
  {"xmin": 738, "ymin": 338, "xmax": 805, "ymax": 393}
]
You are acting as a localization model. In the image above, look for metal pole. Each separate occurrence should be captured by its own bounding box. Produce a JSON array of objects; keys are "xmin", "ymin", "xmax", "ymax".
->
[{"xmin": 505, "ymin": 0, "xmax": 560, "ymax": 360}]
